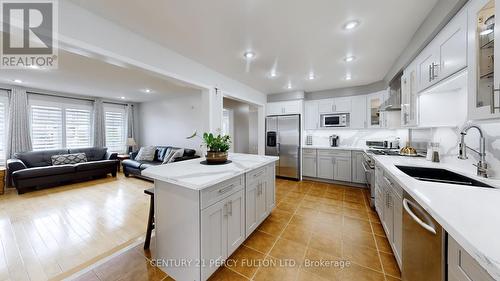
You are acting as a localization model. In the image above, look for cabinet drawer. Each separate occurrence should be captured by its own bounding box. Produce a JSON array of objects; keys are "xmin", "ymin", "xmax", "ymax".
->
[
  {"xmin": 246, "ymin": 166, "xmax": 267, "ymax": 184},
  {"xmin": 317, "ymin": 149, "xmax": 351, "ymax": 157},
  {"xmin": 303, "ymin": 148, "xmax": 317, "ymax": 155},
  {"xmin": 448, "ymin": 236, "xmax": 494, "ymax": 281},
  {"xmin": 201, "ymin": 175, "xmax": 244, "ymax": 209}
]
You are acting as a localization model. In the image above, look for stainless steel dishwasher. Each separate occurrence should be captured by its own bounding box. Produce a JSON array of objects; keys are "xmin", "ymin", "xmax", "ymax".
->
[{"xmin": 402, "ymin": 191, "xmax": 445, "ymax": 281}]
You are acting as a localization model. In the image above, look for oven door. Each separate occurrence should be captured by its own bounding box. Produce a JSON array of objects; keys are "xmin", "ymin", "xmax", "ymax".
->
[{"xmin": 361, "ymin": 160, "xmax": 375, "ymax": 206}]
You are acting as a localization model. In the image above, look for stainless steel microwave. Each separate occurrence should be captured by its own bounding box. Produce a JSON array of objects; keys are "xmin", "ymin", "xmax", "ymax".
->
[{"xmin": 321, "ymin": 113, "xmax": 349, "ymax": 127}]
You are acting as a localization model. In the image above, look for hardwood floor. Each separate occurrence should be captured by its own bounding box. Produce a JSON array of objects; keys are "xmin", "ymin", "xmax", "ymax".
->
[
  {"xmin": 70, "ymin": 179, "xmax": 401, "ymax": 281},
  {"xmin": 0, "ymin": 173, "xmax": 152, "ymax": 281}
]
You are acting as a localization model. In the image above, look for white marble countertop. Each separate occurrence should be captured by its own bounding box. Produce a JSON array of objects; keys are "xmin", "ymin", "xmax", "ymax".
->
[
  {"xmin": 373, "ymin": 155, "xmax": 500, "ymax": 279},
  {"xmin": 302, "ymin": 145, "xmax": 366, "ymax": 151},
  {"xmin": 142, "ymin": 153, "xmax": 279, "ymax": 190}
]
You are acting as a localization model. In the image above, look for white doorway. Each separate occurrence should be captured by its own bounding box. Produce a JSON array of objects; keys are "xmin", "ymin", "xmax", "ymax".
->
[{"xmin": 223, "ymin": 97, "xmax": 259, "ymax": 154}]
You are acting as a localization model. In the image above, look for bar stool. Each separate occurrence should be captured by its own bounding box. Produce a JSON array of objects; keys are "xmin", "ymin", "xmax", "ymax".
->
[{"xmin": 144, "ymin": 188, "xmax": 155, "ymax": 249}]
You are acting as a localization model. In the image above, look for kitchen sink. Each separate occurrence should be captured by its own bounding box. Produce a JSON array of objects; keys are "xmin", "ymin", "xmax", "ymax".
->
[{"xmin": 395, "ymin": 166, "xmax": 495, "ymax": 188}]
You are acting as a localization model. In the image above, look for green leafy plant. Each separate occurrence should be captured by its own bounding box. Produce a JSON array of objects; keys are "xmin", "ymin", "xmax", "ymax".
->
[{"xmin": 187, "ymin": 131, "xmax": 231, "ymax": 152}]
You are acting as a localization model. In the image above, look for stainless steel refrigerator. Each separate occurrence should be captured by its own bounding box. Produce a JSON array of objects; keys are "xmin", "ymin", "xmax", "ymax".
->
[{"xmin": 265, "ymin": 114, "xmax": 301, "ymax": 180}]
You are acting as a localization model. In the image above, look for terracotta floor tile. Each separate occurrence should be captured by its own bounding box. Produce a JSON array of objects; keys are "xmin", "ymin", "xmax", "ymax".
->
[
  {"xmin": 318, "ymin": 203, "xmax": 342, "ymax": 215},
  {"xmin": 276, "ymin": 201, "xmax": 298, "ymax": 213},
  {"xmin": 368, "ymin": 211, "xmax": 381, "ymax": 223},
  {"xmin": 72, "ymin": 271, "xmax": 100, "ymax": 281},
  {"xmin": 319, "ymin": 197, "xmax": 344, "ymax": 207},
  {"xmin": 385, "ymin": 275, "xmax": 402, "ymax": 281},
  {"xmin": 252, "ymin": 258, "xmax": 299, "ymax": 281},
  {"xmin": 344, "ymin": 194, "xmax": 365, "ymax": 204},
  {"xmin": 379, "ymin": 252, "xmax": 401, "ymax": 278},
  {"xmin": 243, "ymin": 231, "xmax": 277, "ymax": 254},
  {"xmin": 340, "ymin": 262, "xmax": 385, "ymax": 281},
  {"xmin": 309, "ymin": 232, "xmax": 342, "ymax": 257},
  {"xmin": 307, "ymin": 189, "xmax": 326, "ymax": 197},
  {"xmin": 289, "ymin": 214, "xmax": 317, "ymax": 229},
  {"xmin": 285, "ymin": 191, "xmax": 305, "ymax": 199},
  {"xmin": 323, "ymin": 192, "xmax": 343, "ymax": 201},
  {"xmin": 257, "ymin": 218, "xmax": 287, "ymax": 236},
  {"xmin": 295, "ymin": 206, "xmax": 320, "ymax": 219},
  {"xmin": 296, "ymin": 269, "xmax": 330, "ymax": 281},
  {"xmin": 343, "ymin": 201, "xmax": 366, "ymax": 211},
  {"xmin": 281, "ymin": 197, "xmax": 303, "ymax": 205},
  {"xmin": 343, "ymin": 207, "xmax": 369, "ymax": 221},
  {"xmin": 342, "ymin": 243, "xmax": 382, "ymax": 271},
  {"xmin": 268, "ymin": 209, "xmax": 293, "ymax": 222},
  {"xmin": 342, "ymin": 230, "xmax": 377, "ymax": 250},
  {"xmin": 302, "ymin": 248, "xmax": 342, "ymax": 281},
  {"xmin": 300, "ymin": 198, "xmax": 321, "ymax": 209},
  {"xmin": 374, "ymin": 235, "xmax": 392, "ymax": 254},
  {"xmin": 280, "ymin": 224, "xmax": 312, "ymax": 246},
  {"xmin": 208, "ymin": 266, "xmax": 248, "ymax": 281},
  {"xmin": 313, "ymin": 221, "xmax": 343, "ymax": 237},
  {"xmin": 268, "ymin": 238, "xmax": 307, "ymax": 263},
  {"xmin": 371, "ymin": 222, "xmax": 386, "ymax": 237},
  {"xmin": 343, "ymin": 217, "xmax": 373, "ymax": 233},
  {"xmin": 226, "ymin": 245, "xmax": 265, "ymax": 278}
]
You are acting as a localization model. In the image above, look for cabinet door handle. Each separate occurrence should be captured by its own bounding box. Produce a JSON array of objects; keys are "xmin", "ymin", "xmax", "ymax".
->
[
  {"xmin": 224, "ymin": 203, "xmax": 228, "ymax": 217},
  {"xmin": 228, "ymin": 201, "xmax": 233, "ymax": 216},
  {"xmin": 432, "ymin": 63, "xmax": 439, "ymax": 80},
  {"xmin": 428, "ymin": 64, "xmax": 432, "ymax": 82},
  {"xmin": 218, "ymin": 184, "xmax": 235, "ymax": 194}
]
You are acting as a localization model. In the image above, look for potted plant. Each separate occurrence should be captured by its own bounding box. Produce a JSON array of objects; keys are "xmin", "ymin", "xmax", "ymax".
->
[
  {"xmin": 187, "ymin": 131, "xmax": 231, "ymax": 164},
  {"xmin": 203, "ymin": 132, "xmax": 231, "ymax": 163}
]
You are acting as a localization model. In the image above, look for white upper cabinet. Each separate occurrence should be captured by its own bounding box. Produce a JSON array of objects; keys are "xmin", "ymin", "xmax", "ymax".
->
[
  {"xmin": 417, "ymin": 8, "xmax": 468, "ymax": 92},
  {"xmin": 366, "ymin": 91, "xmax": 387, "ymax": 128},
  {"xmin": 350, "ymin": 95, "xmax": 367, "ymax": 129},
  {"xmin": 401, "ymin": 62, "xmax": 419, "ymax": 127},
  {"xmin": 317, "ymin": 97, "xmax": 352, "ymax": 114},
  {"xmin": 468, "ymin": 0, "xmax": 500, "ymax": 119},
  {"xmin": 266, "ymin": 100, "xmax": 303, "ymax": 116},
  {"xmin": 304, "ymin": 101, "xmax": 319, "ymax": 130}
]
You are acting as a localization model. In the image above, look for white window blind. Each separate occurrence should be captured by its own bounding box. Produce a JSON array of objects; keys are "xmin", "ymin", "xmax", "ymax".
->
[
  {"xmin": 65, "ymin": 108, "xmax": 91, "ymax": 148},
  {"xmin": 31, "ymin": 105, "xmax": 63, "ymax": 150},
  {"xmin": 105, "ymin": 109, "xmax": 126, "ymax": 153}
]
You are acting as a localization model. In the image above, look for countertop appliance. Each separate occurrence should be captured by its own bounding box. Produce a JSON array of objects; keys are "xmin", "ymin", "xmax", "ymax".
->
[
  {"xmin": 265, "ymin": 114, "xmax": 301, "ymax": 180},
  {"xmin": 329, "ymin": 135, "xmax": 339, "ymax": 147},
  {"xmin": 402, "ymin": 191, "xmax": 445, "ymax": 281},
  {"xmin": 321, "ymin": 113, "xmax": 349, "ymax": 127},
  {"xmin": 366, "ymin": 138, "xmax": 400, "ymax": 149}
]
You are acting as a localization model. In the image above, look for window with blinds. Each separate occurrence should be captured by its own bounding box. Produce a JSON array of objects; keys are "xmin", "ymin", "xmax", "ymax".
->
[
  {"xmin": 31, "ymin": 105, "xmax": 63, "ymax": 150},
  {"xmin": 66, "ymin": 108, "xmax": 91, "ymax": 148},
  {"xmin": 105, "ymin": 110, "xmax": 126, "ymax": 153}
]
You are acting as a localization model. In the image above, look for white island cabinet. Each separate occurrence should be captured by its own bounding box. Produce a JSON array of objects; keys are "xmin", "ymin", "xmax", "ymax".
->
[{"xmin": 142, "ymin": 153, "xmax": 278, "ymax": 281}]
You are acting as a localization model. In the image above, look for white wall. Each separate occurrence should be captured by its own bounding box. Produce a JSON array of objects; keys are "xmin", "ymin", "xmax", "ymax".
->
[
  {"xmin": 139, "ymin": 93, "xmax": 204, "ymax": 152},
  {"xmin": 223, "ymin": 98, "xmax": 251, "ymax": 154}
]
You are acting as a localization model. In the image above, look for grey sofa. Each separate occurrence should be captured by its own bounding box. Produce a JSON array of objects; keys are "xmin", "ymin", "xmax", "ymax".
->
[
  {"xmin": 7, "ymin": 147, "xmax": 119, "ymax": 194},
  {"xmin": 122, "ymin": 146, "xmax": 199, "ymax": 180}
]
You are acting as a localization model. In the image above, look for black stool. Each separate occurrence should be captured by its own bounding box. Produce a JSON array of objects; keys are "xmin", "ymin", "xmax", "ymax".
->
[{"xmin": 144, "ymin": 188, "xmax": 155, "ymax": 249}]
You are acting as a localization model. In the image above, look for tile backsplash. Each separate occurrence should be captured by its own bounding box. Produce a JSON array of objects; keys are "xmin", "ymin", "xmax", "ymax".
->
[{"xmin": 304, "ymin": 129, "xmax": 409, "ymax": 148}]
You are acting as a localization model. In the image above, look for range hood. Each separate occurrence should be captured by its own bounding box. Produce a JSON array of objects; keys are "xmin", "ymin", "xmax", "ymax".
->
[{"xmin": 380, "ymin": 72, "xmax": 402, "ymax": 111}]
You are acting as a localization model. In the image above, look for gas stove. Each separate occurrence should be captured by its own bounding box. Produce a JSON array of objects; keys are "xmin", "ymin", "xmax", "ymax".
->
[{"xmin": 366, "ymin": 149, "xmax": 402, "ymax": 156}]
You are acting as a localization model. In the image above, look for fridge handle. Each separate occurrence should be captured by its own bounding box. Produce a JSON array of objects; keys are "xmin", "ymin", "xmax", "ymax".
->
[{"xmin": 277, "ymin": 143, "xmax": 280, "ymax": 154}]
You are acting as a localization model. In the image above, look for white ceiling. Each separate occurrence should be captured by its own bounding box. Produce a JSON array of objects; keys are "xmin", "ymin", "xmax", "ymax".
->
[
  {"xmin": 70, "ymin": 0, "xmax": 438, "ymax": 94},
  {"xmin": 0, "ymin": 48, "xmax": 201, "ymax": 103}
]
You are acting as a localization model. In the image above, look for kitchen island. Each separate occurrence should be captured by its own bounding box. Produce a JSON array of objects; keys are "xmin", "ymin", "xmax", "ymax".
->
[{"xmin": 142, "ymin": 153, "xmax": 278, "ymax": 281}]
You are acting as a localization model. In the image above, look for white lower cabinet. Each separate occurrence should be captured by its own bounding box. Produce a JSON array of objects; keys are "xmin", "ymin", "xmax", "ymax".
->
[
  {"xmin": 201, "ymin": 199, "xmax": 227, "ymax": 280},
  {"xmin": 333, "ymin": 157, "xmax": 352, "ymax": 182},
  {"xmin": 226, "ymin": 190, "xmax": 246, "ymax": 255},
  {"xmin": 303, "ymin": 154, "xmax": 317, "ymax": 177},
  {"xmin": 448, "ymin": 235, "xmax": 495, "ymax": 281},
  {"xmin": 351, "ymin": 151, "xmax": 366, "ymax": 184},
  {"xmin": 245, "ymin": 164, "xmax": 275, "ymax": 237},
  {"xmin": 307, "ymin": 149, "xmax": 353, "ymax": 183},
  {"xmin": 317, "ymin": 154, "xmax": 335, "ymax": 180}
]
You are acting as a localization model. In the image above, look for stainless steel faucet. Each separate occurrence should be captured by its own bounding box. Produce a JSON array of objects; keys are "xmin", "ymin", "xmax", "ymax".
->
[{"xmin": 458, "ymin": 124, "xmax": 488, "ymax": 178}]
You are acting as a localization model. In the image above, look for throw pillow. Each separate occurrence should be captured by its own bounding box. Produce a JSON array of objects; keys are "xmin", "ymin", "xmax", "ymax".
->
[
  {"xmin": 51, "ymin": 153, "xmax": 87, "ymax": 165},
  {"xmin": 162, "ymin": 149, "xmax": 176, "ymax": 164},
  {"xmin": 135, "ymin": 146, "xmax": 156, "ymax": 161},
  {"xmin": 167, "ymin": 148, "xmax": 184, "ymax": 163}
]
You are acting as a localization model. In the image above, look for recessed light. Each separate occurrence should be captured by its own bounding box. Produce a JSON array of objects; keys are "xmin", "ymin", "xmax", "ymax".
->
[
  {"xmin": 344, "ymin": 74, "xmax": 352, "ymax": 81},
  {"xmin": 269, "ymin": 70, "xmax": 278, "ymax": 78},
  {"xmin": 120, "ymin": 96, "xmax": 126, "ymax": 100},
  {"xmin": 480, "ymin": 29, "xmax": 493, "ymax": 36},
  {"xmin": 343, "ymin": 20, "xmax": 360, "ymax": 30},
  {"xmin": 286, "ymin": 83, "xmax": 293, "ymax": 89},
  {"xmin": 144, "ymin": 89, "xmax": 152, "ymax": 93},
  {"xmin": 308, "ymin": 73, "xmax": 316, "ymax": 80},
  {"xmin": 243, "ymin": 51, "xmax": 256, "ymax": 59},
  {"xmin": 13, "ymin": 79, "xmax": 23, "ymax": 83},
  {"xmin": 344, "ymin": 56, "xmax": 356, "ymax": 62}
]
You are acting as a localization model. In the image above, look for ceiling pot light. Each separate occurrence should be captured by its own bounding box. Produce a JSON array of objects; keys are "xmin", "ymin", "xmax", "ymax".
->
[
  {"xmin": 344, "ymin": 74, "xmax": 352, "ymax": 81},
  {"xmin": 286, "ymin": 83, "xmax": 293, "ymax": 89},
  {"xmin": 269, "ymin": 70, "xmax": 278, "ymax": 78},
  {"xmin": 343, "ymin": 20, "xmax": 360, "ymax": 30},
  {"xmin": 120, "ymin": 96, "xmax": 126, "ymax": 100},
  {"xmin": 243, "ymin": 51, "xmax": 256, "ymax": 60},
  {"xmin": 13, "ymin": 79, "xmax": 23, "ymax": 83},
  {"xmin": 308, "ymin": 73, "xmax": 316, "ymax": 80},
  {"xmin": 344, "ymin": 56, "xmax": 356, "ymax": 62},
  {"xmin": 142, "ymin": 88, "xmax": 152, "ymax": 94}
]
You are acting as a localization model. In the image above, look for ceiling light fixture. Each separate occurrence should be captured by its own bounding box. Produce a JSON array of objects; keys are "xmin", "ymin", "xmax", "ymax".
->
[
  {"xmin": 243, "ymin": 51, "xmax": 256, "ymax": 60},
  {"xmin": 286, "ymin": 83, "xmax": 293, "ymax": 89},
  {"xmin": 480, "ymin": 29, "xmax": 493, "ymax": 36},
  {"xmin": 308, "ymin": 73, "xmax": 316, "ymax": 80},
  {"xmin": 269, "ymin": 70, "xmax": 277, "ymax": 78},
  {"xmin": 345, "ymin": 74, "xmax": 352, "ymax": 81},
  {"xmin": 144, "ymin": 89, "xmax": 152, "ymax": 93},
  {"xmin": 13, "ymin": 79, "xmax": 23, "ymax": 83},
  {"xmin": 120, "ymin": 96, "xmax": 126, "ymax": 100},
  {"xmin": 344, "ymin": 56, "xmax": 356, "ymax": 62},
  {"xmin": 343, "ymin": 20, "xmax": 360, "ymax": 30}
]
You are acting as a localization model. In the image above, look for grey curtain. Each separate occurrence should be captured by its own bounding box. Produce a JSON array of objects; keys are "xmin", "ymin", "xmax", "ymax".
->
[
  {"xmin": 93, "ymin": 98, "xmax": 106, "ymax": 147},
  {"xmin": 6, "ymin": 87, "xmax": 32, "ymax": 159},
  {"xmin": 126, "ymin": 104, "xmax": 136, "ymax": 151}
]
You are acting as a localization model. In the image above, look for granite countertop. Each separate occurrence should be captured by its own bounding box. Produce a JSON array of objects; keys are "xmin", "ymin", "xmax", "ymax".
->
[
  {"xmin": 302, "ymin": 145, "xmax": 366, "ymax": 151},
  {"xmin": 142, "ymin": 153, "xmax": 278, "ymax": 190},
  {"xmin": 373, "ymin": 155, "xmax": 500, "ymax": 279}
]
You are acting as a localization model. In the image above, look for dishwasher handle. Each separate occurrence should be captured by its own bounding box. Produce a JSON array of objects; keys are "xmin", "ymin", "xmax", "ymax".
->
[{"xmin": 403, "ymin": 198, "xmax": 437, "ymax": 235}]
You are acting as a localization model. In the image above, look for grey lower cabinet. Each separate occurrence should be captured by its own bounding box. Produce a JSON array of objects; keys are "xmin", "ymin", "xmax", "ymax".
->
[
  {"xmin": 317, "ymin": 154, "xmax": 335, "ymax": 179},
  {"xmin": 448, "ymin": 236, "xmax": 495, "ymax": 281},
  {"xmin": 351, "ymin": 151, "xmax": 367, "ymax": 184},
  {"xmin": 302, "ymin": 149, "xmax": 317, "ymax": 177},
  {"xmin": 376, "ymin": 164, "xmax": 403, "ymax": 269},
  {"xmin": 333, "ymin": 156, "xmax": 352, "ymax": 182}
]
